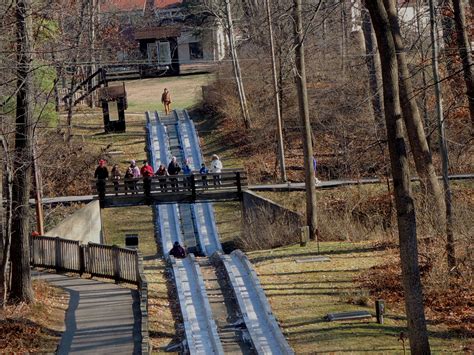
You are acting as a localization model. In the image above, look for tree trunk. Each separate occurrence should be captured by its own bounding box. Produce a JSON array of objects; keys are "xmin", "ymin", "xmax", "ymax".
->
[
  {"xmin": 266, "ymin": 0, "xmax": 286, "ymax": 182},
  {"xmin": 225, "ymin": 0, "xmax": 252, "ymax": 129},
  {"xmin": 438, "ymin": 0, "xmax": 456, "ymax": 75},
  {"xmin": 429, "ymin": 0, "xmax": 456, "ymax": 270},
  {"xmin": 66, "ymin": 0, "xmax": 88, "ymax": 142},
  {"xmin": 452, "ymin": 0, "xmax": 474, "ymax": 129},
  {"xmin": 0, "ymin": 134, "xmax": 13, "ymax": 307},
  {"xmin": 9, "ymin": 0, "xmax": 34, "ymax": 304},
  {"xmin": 365, "ymin": 1, "xmax": 431, "ymax": 353},
  {"xmin": 384, "ymin": 0, "xmax": 446, "ymax": 230},
  {"xmin": 294, "ymin": 0, "xmax": 318, "ymax": 241},
  {"xmin": 361, "ymin": 7, "xmax": 384, "ymax": 127},
  {"xmin": 414, "ymin": 1, "xmax": 431, "ymax": 147}
]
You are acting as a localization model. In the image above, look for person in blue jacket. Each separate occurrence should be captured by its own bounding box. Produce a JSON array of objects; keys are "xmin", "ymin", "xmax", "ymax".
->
[{"xmin": 199, "ymin": 163, "xmax": 209, "ymax": 188}]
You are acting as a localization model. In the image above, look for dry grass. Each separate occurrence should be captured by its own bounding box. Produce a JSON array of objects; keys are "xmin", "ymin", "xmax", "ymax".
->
[
  {"xmin": 212, "ymin": 201, "xmax": 242, "ymax": 253},
  {"xmin": 192, "ymin": 108, "xmax": 245, "ymax": 169},
  {"xmin": 101, "ymin": 206, "xmax": 156, "ymax": 255},
  {"xmin": 45, "ymin": 72, "xmax": 473, "ymax": 353},
  {"xmin": 125, "ymin": 74, "xmax": 212, "ymax": 113},
  {"xmin": 259, "ymin": 184, "xmax": 395, "ymax": 242},
  {"xmin": 0, "ymin": 280, "xmax": 69, "ymax": 353},
  {"xmin": 248, "ymin": 241, "xmax": 473, "ymax": 353}
]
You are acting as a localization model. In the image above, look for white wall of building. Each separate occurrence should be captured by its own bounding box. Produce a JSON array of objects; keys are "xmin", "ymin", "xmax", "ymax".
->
[{"xmin": 177, "ymin": 26, "xmax": 226, "ymax": 64}]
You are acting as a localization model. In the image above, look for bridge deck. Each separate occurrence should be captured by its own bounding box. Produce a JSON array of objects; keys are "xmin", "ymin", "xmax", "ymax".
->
[
  {"xmin": 101, "ymin": 188, "xmax": 243, "ymax": 207},
  {"xmin": 96, "ymin": 170, "xmax": 246, "ymax": 207}
]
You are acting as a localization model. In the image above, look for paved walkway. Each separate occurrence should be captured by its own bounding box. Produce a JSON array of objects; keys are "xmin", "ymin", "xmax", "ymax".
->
[{"xmin": 36, "ymin": 272, "xmax": 140, "ymax": 355}]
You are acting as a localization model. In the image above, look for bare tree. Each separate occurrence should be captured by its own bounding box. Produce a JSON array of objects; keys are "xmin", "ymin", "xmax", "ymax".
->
[
  {"xmin": 65, "ymin": 0, "xmax": 89, "ymax": 142},
  {"xmin": 452, "ymin": 0, "xmax": 474, "ymax": 129},
  {"xmin": 265, "ymin": 0, "xmax": 287, "ymax": 181},
  {"xmin": 225, "ymin": 0, "xmax": 252, "ymax": 129},
  {"xmin": 294, "ymin": 0, "xmax": 318, "ymax": 241},
  {"xmin": 361, "ymin": 7, "xmax": 384, "ymax": 127},
  {"xmin": 0, "ymin": 127, "xmax": 13, "ymax": 307},
  {"xmin": 365, "ymin": 0, "xmax": 431, "ymax": 353},
  {"xmin": 383, "ymin": 0, "xmax": 447, "ymax": 231},
  {"xmin": 9, "ymin": 0, "xmax": 34, "ymax": 304}
]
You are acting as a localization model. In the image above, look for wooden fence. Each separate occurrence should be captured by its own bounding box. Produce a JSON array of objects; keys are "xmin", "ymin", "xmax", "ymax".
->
[{"xmin": 30, "ymin": 236, "xmax": 142, "ymax": 286}]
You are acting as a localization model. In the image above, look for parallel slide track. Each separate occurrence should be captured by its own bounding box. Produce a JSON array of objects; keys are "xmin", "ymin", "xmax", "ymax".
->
[
  {"xmin": 222, "ymin": 251, "xmax": 294, "ymax": 355},
  {"xmin": 171, "ymin": 254, "xmax": 224, "ymax": 354},
  {"xmin": 174, "ymin": 110, "xmax": 222, "ymax": 256},
  {"xmin": 147, "ymin": 112, "xmax": 184, "ymax": 256},
  {"xmin": 147, "ymin": 109, "xmax": 293, "ymax": 354}
]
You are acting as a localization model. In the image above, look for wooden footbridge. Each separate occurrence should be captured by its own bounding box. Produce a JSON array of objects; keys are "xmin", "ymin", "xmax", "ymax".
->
[{"xmin": 94, "ymin": 170, "xmax": 247, "ymax": 208}]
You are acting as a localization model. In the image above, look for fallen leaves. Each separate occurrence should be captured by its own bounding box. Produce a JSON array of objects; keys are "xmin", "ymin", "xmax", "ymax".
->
[
  {"xmin": 0, "ymin": 280, "xmax": 68, "ymax": 353},
  {"xmin": 358, "ymin": 249, "xmax": 474, "ymax": 335}
]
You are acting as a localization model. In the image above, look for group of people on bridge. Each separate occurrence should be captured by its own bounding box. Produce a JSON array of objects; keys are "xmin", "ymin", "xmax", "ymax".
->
[{"xmin": 94, "ymin": 154, "xmax": 224, "ymax": 197}]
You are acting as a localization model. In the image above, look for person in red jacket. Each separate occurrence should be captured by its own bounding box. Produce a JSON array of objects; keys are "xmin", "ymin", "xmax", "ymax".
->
[
  {"xmin": 141, "ymin": 160, "xmax": 154, "ymax": 197},
  {"xmin": 140, "ymin": 160, "xmax": 154, "ymax": 177}
]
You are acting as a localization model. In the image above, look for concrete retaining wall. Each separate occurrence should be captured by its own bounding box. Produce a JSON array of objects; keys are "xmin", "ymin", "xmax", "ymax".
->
[
  {"xmin": 45, "ymin": 200, "xmax": 103, "ymax": 244},
  {"xmin": 241, "ymin": 191, "xmax": 303, "ymax": 250}
]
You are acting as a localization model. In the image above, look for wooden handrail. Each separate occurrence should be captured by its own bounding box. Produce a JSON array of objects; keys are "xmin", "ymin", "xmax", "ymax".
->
[
  {"xmin": 92, "ymin": 170, "xmax": 248, "ymax": 204},
  {"xmin": 30, "ymin": 235, "xmax": 141, "ymax": 286}
]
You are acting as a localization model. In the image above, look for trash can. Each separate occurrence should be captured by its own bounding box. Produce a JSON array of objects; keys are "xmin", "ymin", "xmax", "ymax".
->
[{"xmin": 125, "ymin": 234, "xmax": 139, "ymax": 249}]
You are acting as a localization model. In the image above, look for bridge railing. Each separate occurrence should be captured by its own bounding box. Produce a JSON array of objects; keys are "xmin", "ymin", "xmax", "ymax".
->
[
  {"xmin": 30, "ymin": 235, "xmax": 143, "ymax": 286},
  {"xmin": 93, "ymin": 170, "xmax": 247, "ymax": 200}
]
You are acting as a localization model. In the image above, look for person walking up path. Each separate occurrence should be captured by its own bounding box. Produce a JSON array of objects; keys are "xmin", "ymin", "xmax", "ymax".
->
[
  {"xmin": 161, "ymin": 88, "xmax": 172, "ymax": 115},
  {"xmin": 35, "ymin": 272, "xmax": 140, "ymax": 354}
]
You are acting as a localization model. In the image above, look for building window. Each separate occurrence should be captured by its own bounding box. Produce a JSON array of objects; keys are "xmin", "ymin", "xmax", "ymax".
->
[
  {"xmin": 147, "ymin": 42, "xmax": 158, "ymax": 63},
  {"xmin": 158, "ymin": 41, "xmax": 171, "ymax": 65},
  {"xmin": 189, "ymin": 42, "xmax": 203, "ymax": 60}
]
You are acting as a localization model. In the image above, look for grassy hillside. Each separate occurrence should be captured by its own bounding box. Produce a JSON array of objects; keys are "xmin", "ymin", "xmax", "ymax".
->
[{"xmin": 48, "ymin": 72, "xmax": 472, "ymax": 353}]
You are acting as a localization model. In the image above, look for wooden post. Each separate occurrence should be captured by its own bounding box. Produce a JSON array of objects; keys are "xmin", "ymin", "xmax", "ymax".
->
[
  {"xmin": 113, "ymin": 245, "xmax": 121, "ymax": 284},
  {"xmin": 29, "ymin": 234, "xmax": 34, "ymax": 266},
  {"xmin": 135, "ymin": 251, "xmax": 140, "ymax": 286},
  {"xmin": 55, "ymin": 237, "xmax": 61, "ymax": 271},
  {"xmin": 79, "ymin": 244, "xmax": 85, "ymax": 276},
  {"xmin": 190, "ymin": 174, "xmax": 196, "ymax": 200},
  {"xmin": 32, "ymin": 135, "xmax": 44, "ymax": 235},
  {"xmin": 102, "ymin": 100, "xmax": 110, "ymax": 132},
  {"xmin": 88, "ymin": 243, "xmax": 94, "ymax": 278},
  {"xmin": 376, "ymin": 299, "xmax": 385, "ymax": 324},
  {"xmin": 236, "ymin": 172, "xmax": 242, "ymax": 196},
  {"xmin": 300, "ymin": 226, "xmax": 309, "ymax": 247}
]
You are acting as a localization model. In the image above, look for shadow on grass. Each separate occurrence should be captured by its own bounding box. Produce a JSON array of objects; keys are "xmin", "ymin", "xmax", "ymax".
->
[
  {"xmin": 261, "ymin": 285, "xmax": 354, "ymax": 292},
  {"xmin": 220, "ymin": 240, "xmax": 239, "ymax": 254},
  {"xmin": 258, "ymin": 268, "xmax": 362, "ymax": 277},
  {"xmin": 250, "ymin": 245, "xmax": 384, "ymax": 264},
  {"xmin": 149, "ymin": 329, "xmax": 176, "ymax": 339}
]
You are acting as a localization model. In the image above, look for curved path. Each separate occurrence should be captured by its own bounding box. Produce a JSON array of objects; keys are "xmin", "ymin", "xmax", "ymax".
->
[{"xmin": 35, "ymin": 272, "xmax": 140, "ymax": 355}]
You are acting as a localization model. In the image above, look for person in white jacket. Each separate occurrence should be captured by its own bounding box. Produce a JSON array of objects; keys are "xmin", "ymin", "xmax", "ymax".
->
[{"xmin": 210, "ymin": 154, "xmax": 223, "ymax": 186}]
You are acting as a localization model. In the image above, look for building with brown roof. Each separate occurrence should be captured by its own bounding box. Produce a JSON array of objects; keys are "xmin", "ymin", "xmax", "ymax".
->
[{"xmin": 100, "ymin": 0, "xmax": 225, "ymax": 76}]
